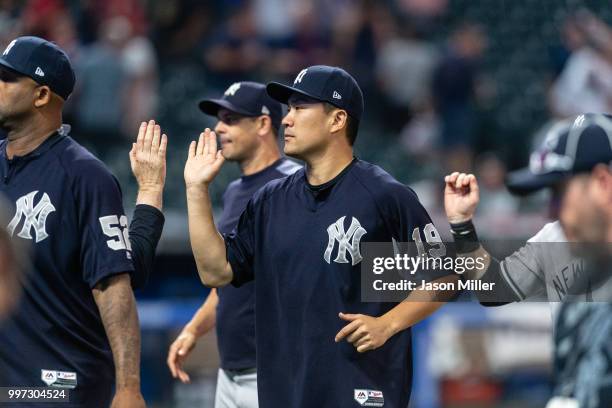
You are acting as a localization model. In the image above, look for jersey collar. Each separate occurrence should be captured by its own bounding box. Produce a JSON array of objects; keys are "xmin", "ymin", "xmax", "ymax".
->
[{"xmin": 1, "ymin": 128, "xmax": 65, "ymax": 162}]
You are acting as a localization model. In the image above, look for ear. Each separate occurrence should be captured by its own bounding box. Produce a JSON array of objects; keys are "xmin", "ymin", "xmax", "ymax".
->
[
  {"xmin": 256, "ymin": 115, "xmax": 273, "ymax": 137},
  {"xmin": 590, "ymin": 164, "xmax": 612, "ymax": 203},
  {"xmin": 329, "ymin": 109, "xmax": 348, "ymax": 135},
  {"xmin": 33, "ymin": 86, "xmax": 52, "ymax": 108}
]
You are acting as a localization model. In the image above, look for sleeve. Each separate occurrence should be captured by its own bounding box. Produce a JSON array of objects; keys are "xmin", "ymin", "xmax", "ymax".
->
[
  {"xmin": 225, "ymin": 198, "xmax": 257, "ymax": 287},
  {"xmin": 128, "ymin": 204, "xmax": 165, "ymax": 289},
  {"xmin": 74, "ymin": 161, "xmax": 135, "ymax": 288},
  {"xmin": 385, "ymin": 184, "xmax": 452, "ymax": 283},
  {"xmin": 498, "ymin": 243, "xmax": 546, "ymax": 300}
]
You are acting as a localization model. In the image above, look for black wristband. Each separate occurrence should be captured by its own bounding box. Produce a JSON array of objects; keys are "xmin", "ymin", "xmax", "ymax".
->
[{"xmin": 450, "ymin": 219, "xmax": 480, "ymax": 253}]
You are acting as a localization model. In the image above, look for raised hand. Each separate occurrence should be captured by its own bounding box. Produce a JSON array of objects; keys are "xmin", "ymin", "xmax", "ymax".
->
[
  {"xmin": 184, "ymin": 128, "xmax": 225, "ymax": 189},
  {"xmin": 444, "ymin": 172, "xmax": 480, "ymax": 223},
  {"xmin": 130, "ymin": 120, "xmax": 167, "ymax": 193}
]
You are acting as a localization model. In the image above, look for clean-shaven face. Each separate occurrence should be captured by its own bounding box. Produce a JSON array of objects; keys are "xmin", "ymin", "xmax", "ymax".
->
[
  {"xmin": 282, "ymin": 94, "xmax": 332, "ymax": 160},
  {"xmin": 214, "ymin": 108, "xmax": 260, "ymax": 162}
]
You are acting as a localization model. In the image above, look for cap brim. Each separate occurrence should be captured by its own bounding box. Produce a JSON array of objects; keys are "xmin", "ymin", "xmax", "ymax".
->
[
  {"xmin": 266, "ymin": 82, "xmax": 321, "ymax": 104},
  {"xmin": 505, "ymin": 168, "xmax": 569, "ymax": 195},
  {"xmin": 198, "ymin": 98, "xmax": 255, "ymax": 117},
  {"xmin": 0, "ymin": 58, "xmax": 27, "ymax": 77}
]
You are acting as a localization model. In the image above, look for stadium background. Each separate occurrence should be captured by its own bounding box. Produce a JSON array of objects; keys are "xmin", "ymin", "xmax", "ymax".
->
[{"xmin": 2, "ymin": 0, "xmax": 610, "ymax": 406}]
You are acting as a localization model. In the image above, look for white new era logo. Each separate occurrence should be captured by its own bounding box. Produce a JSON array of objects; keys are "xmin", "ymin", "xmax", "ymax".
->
[
  {"xmin": 333, "ymin": 91, "xmax": 342, "ymax": 100},
  {"xmin": 35, "ymin": 67, "xmax": 45, "ymax": 77}
]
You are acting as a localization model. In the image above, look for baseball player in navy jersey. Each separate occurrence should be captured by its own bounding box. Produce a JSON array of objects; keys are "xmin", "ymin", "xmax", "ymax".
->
[
  {"xmin": 167, "ymin": 81, "xmax": 299, "ymax": 408},
  {"xmin": 0, "ymin": 36, "xmax": 165, "ymax": 408},
  {"xmin": 444, "ymin": 113, "xmax": 612, "ymax": 408},
  {"xmin": 183, "ymin": 65, "xmax": 456, "ymax": 407}
]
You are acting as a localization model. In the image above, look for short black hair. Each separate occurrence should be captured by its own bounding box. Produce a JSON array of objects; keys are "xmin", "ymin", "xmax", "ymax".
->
[{"xmin": 324, "ymin": 103, "xmax": 359, "ymax": 145}]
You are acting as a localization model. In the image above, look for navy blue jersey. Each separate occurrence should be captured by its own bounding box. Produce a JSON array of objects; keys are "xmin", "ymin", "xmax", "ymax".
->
[
  {"xmin": 225, "ymin": 159, "xmax": 448, "ymax": 408},
  {"xmin": 0, "ymin": 132, "xmax": 134, "ymax": 407},
  {"xmin": 216, "ymin": 158, "xmax": 301, "ymax": 370}
]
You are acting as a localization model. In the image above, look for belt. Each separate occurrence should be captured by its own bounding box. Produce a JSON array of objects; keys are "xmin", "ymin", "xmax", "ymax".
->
[{"xmin": 224, "ymin": 367, "xmax": 257, "ymax": 381}]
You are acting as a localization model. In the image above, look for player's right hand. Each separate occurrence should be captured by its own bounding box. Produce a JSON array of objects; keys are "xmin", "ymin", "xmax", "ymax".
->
[
  {"xmin": 167, "ymin": 329, "xmax": 197, "ymax": 383},
  {"xmin": 444, "ymin": 172, "xmax": 480, "ymax": 223},
  {"xmin": 130, "ymin": 120, "xmax": 167, "ymax": 192},
  {"xmin": 184, "ymin": 128, "xmax": 225, "ymax": 189}
]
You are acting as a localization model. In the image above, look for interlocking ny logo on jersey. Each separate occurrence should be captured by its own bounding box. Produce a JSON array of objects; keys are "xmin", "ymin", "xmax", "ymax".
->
[
  {"xmin": 7, "ymin": 191, "xmax": 56, "ymax": 243},
  {"xmin": 324, "ymin": 216, "xmax": 367, "ymax": 265}
]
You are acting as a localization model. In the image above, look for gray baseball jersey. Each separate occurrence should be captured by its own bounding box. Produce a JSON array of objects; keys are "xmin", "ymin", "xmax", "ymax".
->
[
  {"xmin": 498, "ymin": 221, "xmax": 612, "ymax": 407},
  {"xmin": 498, "ymin": 221, "xmax": 606, "ymax": 302}
]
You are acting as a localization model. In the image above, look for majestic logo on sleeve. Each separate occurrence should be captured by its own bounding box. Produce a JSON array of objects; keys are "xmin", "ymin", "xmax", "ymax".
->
[
  {"xmin": 324, "ymin": 216, "xmax": 367, "ymax": 266},
  {"xmin": 7, "ymin": 191, "xmax": 56, "ymax": 243}
]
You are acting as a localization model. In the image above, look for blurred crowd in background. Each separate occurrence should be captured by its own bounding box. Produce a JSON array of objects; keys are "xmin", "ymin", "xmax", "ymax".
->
[
  {"xmin": 1, "ymin": 0, "xmax": 610, "ymax": 243},
  {"xmin": 1, "ymin": 1, "xmax": 611, "ymax": 406}
]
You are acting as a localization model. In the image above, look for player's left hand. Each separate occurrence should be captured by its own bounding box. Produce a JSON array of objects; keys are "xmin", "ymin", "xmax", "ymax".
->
[
  {"xmin": 111, "ymin": 387, "xmax": 146, "ymax": 408},
  {"xmin": 335, "ymin": 312, "xmax": 394, "ymax": 353},
  {"xmin": 130, "ymin": 120, "xmax": 167, "ymax": 192}
]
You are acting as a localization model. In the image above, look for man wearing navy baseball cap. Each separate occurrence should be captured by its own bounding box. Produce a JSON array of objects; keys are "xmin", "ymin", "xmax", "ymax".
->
[
  {"xmin": 506, "ymin": 113, "xmax": 612, "ymax": 244},
  {"xmin": 171, "ymin": 81, "xmax": 300, "ymax": 408},
  {"xmin": 0, "ymin": 36, "xmax": 169, "ymax": 408},
  {"xmin": 444, "ymin": 113, "xmax": 612, "ymax": 408},
  {"xmin": 184, "ymin": 65, "xmax": 455, "ymax": 407}
]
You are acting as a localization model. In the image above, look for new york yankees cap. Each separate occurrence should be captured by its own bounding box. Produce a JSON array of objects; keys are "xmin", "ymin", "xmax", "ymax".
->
[
  {"xmin": 0, "ymin": 36, "xmax": 75, "ymax": 100},
  {"xmin": 506, "ymin": 113, "xmax": 612, "ymax": 195},
  {"xmin": 199, "ymin": 81, "xmax": 283, "ymax": 131},
  {"xmin": 266, "ymin": 65, "xmax": 364, "ymax": 121}
]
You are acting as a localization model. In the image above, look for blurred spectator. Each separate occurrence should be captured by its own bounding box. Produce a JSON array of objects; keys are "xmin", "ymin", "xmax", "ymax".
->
[
  {"xmin": 550, "ymin": 13, "xmax": 612, "ymax": 118},
  {"xmin": 73, "ymin": 16, "xmax": 130, "ymax": 148},
  {"xmin": 397, "ymin": 0, "xmax": 447, "ymax": 19},
  {"xmin": 204, "ymin": 5, "xmax": 267, "ymax": 85},
  {"xmin": 399, "ymin": 102, "xmax": 440, "ymax": 160},
  {"xmin": 21, "ymin": 0, "xmax": 67, "ymax": 40},
  {"xmin": 376, "ymin": 21, "xmax": 439, "ymax": 131},
  {"xmin": 263, "ymin": 1, "xmax": 332, "ymax": 79},
  {"xmin": 432, "ymin": 22, "xmax": 487, "ymax": 173},
  {"xmin": 474, "ymin": 152, "xmax": 519, "ymax": 218},
  {"xmin": 252, "ymin": 0, "xmax": 298, "ymax": 43},
  {"xmin": 121, "ymin": 28, "xmax": 159, "ymax": 138}
]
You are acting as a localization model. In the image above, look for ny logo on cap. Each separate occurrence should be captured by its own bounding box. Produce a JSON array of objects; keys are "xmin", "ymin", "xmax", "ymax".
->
[
  {"xmin": 294, "ymin": 69, "xmax": 308, "ymax": 84},
  {"xmin": 3, "ymin": 39, "xmax": 16, "ymax": 56},
  {"xmin": 224, "ymin": 83, "xmax": 241, "ymax": 96}
]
